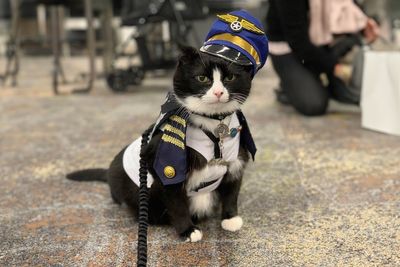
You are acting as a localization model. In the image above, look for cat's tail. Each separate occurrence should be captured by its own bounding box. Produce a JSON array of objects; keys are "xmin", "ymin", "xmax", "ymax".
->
[{"xmin": 66, "ymin": 168, "xmax": 107, "ymax": 182}]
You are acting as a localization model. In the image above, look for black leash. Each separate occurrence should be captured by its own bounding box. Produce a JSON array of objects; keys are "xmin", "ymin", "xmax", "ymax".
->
[{"xmin": 137, "ymin": 127, "xmax": 152, "ymax": 267}]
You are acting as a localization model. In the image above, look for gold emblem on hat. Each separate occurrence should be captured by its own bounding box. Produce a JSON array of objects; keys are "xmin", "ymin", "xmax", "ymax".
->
[
  {"xmin": 217, "ymin": 14, "xmax": 265, "ymax": 35},
  {"xmin": 164, "ymin": 166, "xmax": 176, "ymax": 179},
  {"xmin": 230, "ymin": 20, "xmax": 242, "ymax": 32}
]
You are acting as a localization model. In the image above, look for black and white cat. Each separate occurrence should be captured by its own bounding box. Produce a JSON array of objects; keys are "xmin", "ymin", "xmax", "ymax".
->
[{"xmin": 67, "ymin": 46, "xmax": 255, "ymax": 242}]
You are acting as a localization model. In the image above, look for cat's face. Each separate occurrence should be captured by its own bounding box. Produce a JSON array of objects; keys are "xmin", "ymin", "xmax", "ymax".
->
[{"xmin": 173, "ymin": 46, "xmax": 253, "ymax": 115}]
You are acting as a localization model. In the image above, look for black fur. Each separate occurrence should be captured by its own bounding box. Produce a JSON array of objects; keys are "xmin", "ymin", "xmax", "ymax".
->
[
  {"xmin": 67, "ymin": 46, "xmax": 254, "ymax": 240},
  {"xmin": 67, "ymin": 169, "xmax": 107, "ymax": 182}
]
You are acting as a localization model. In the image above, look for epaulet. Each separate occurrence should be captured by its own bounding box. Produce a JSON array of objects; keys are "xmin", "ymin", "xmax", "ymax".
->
[{"xmin": 153, "ymin": 111, "xmax": 188, "ymax": 185}]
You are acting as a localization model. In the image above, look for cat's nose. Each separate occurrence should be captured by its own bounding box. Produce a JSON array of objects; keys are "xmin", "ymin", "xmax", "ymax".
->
[{"xmin": 214, "ymin": 90, "xmax": 224, "ymax": 98}]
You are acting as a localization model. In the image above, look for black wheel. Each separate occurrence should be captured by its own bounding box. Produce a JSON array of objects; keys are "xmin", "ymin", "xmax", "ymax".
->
[
  {"xmin": 127, "ymin": 67, "xmax": 145, "ymax": 85},
  {"xmin": 106, "ymin": 70, "xmax": 129, "ymax": 92},
  {"xmin": 106, "ymin": 67, "xmax": 145, "ymax": 92}
]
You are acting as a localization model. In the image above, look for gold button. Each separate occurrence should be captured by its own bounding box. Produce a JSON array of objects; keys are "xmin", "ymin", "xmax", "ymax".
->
[{"xmin": 164, "ymin": 166, "xmax": 175, "ymax": 179}]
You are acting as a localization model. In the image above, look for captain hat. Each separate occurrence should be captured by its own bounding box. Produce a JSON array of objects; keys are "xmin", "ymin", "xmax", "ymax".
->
[{"xmin": 200, "ymin": 10, "xmax": 269, "ymax": 75}]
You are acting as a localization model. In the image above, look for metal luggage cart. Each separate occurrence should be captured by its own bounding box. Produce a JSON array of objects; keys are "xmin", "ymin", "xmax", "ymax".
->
[{"xmin": 106, "ymin": 0, "xmax": 208, "ymax": 92}]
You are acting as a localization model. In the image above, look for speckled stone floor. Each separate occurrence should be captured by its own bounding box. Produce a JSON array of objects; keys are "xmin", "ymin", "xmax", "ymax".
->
[{"xmin": 1, "ymin": 57, "xmax": 399, "ymax": 267}]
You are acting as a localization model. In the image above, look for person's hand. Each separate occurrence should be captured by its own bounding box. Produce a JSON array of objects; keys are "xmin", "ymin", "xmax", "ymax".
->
[
  {"xmin": 364, "ymin": 18, "xmax": 380, "ymax": 44},
  {"xmin": 334, "ymin": 64, "xmax": 352, "ymax": 83}
]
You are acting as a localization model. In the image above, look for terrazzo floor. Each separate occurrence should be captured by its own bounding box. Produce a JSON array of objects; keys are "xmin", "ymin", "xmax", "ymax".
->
[{"xmin": 1, "ymin": 57, "xmax": 399, "ymax": 266}]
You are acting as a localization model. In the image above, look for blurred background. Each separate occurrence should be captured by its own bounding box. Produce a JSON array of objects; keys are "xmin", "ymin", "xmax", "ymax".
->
[
  {"xmin": 0, "ymin": 0, "xmax": 271, "ymax": 93},
  {"xmin": 0, "ymin": 0, "xmax": 399, "ymax": 94}
]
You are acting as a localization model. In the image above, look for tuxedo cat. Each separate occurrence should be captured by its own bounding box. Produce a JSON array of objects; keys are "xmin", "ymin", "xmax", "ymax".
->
[{"xmin": 67, "ymin": 46, "xmax": 255, "ymax": 242}]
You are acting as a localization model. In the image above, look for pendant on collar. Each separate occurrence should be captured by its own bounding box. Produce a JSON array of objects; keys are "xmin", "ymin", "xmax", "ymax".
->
[
  {"xmin": 212, "ymin": 118, "xmax": 242, "ymax": 161},
  {"xmin": 214, "ymin": 121, "xmax": 242, "ymax": 138},
  {"xmin": 214, "ymin": 122, "xmax": 230, "ymax": 137}
]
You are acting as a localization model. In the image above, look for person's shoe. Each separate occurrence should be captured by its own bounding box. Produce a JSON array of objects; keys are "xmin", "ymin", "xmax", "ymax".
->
[{"xmin": 329, "ymin": 77, "xmax": 360, "ymax": 105}]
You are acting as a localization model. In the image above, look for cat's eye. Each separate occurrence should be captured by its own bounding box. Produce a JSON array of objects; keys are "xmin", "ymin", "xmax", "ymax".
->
[
  {"xmin": 224, "ymin": 74, "xmax": 236, "ymax": 82},
  {"xmin": 195, "ymin": 75, "xmax": 210, "ymax": 83}
]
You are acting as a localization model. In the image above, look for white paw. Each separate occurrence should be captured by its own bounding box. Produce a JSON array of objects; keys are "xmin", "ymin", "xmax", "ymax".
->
[
  {"xmin": 185, "ymin": 229, "xmax": 203, "ymax": 242},
  {"xmin": 221, "ymin": 216, "xmax": 243, "ymax": 232}
]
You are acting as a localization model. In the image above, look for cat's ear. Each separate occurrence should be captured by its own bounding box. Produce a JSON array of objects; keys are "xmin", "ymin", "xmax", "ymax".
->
[{"xmin": 177, "ymin": 43, "xmax": 198, "ymax": 64}]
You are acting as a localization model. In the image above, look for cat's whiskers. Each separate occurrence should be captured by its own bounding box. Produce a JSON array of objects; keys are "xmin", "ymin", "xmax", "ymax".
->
[
  {"xmin": 231, "ymin": 93, "xmax": 246, "ymax": 99},
  {"xmin": 232, "ymin": 94, "xmax": 246, "ymax": 98},
  {"xmin": 231, "ymin": 93, "xmax": 248, "ymax": 104},
  {"xmin": 232, "ymin": 92, "xmax": 249, "ymax": 98},
  {"xmin": 232, "ymin": 95, "xmax": 247, "ymax": 102}
]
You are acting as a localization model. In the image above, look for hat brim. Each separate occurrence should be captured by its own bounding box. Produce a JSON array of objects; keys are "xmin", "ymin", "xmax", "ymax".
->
[{"xmin": 200, "ymin": 44, "xmax": 253, "ymax": 66}]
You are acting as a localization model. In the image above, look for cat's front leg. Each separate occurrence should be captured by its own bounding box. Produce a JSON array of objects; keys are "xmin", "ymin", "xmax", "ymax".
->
[
  {"xmin": 217, "ymin": 159, "xmax": 245, "ymax": 232},
  {"xmin": 162, "ymin": 184, "xmax": 202, "ymax": 242}
]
